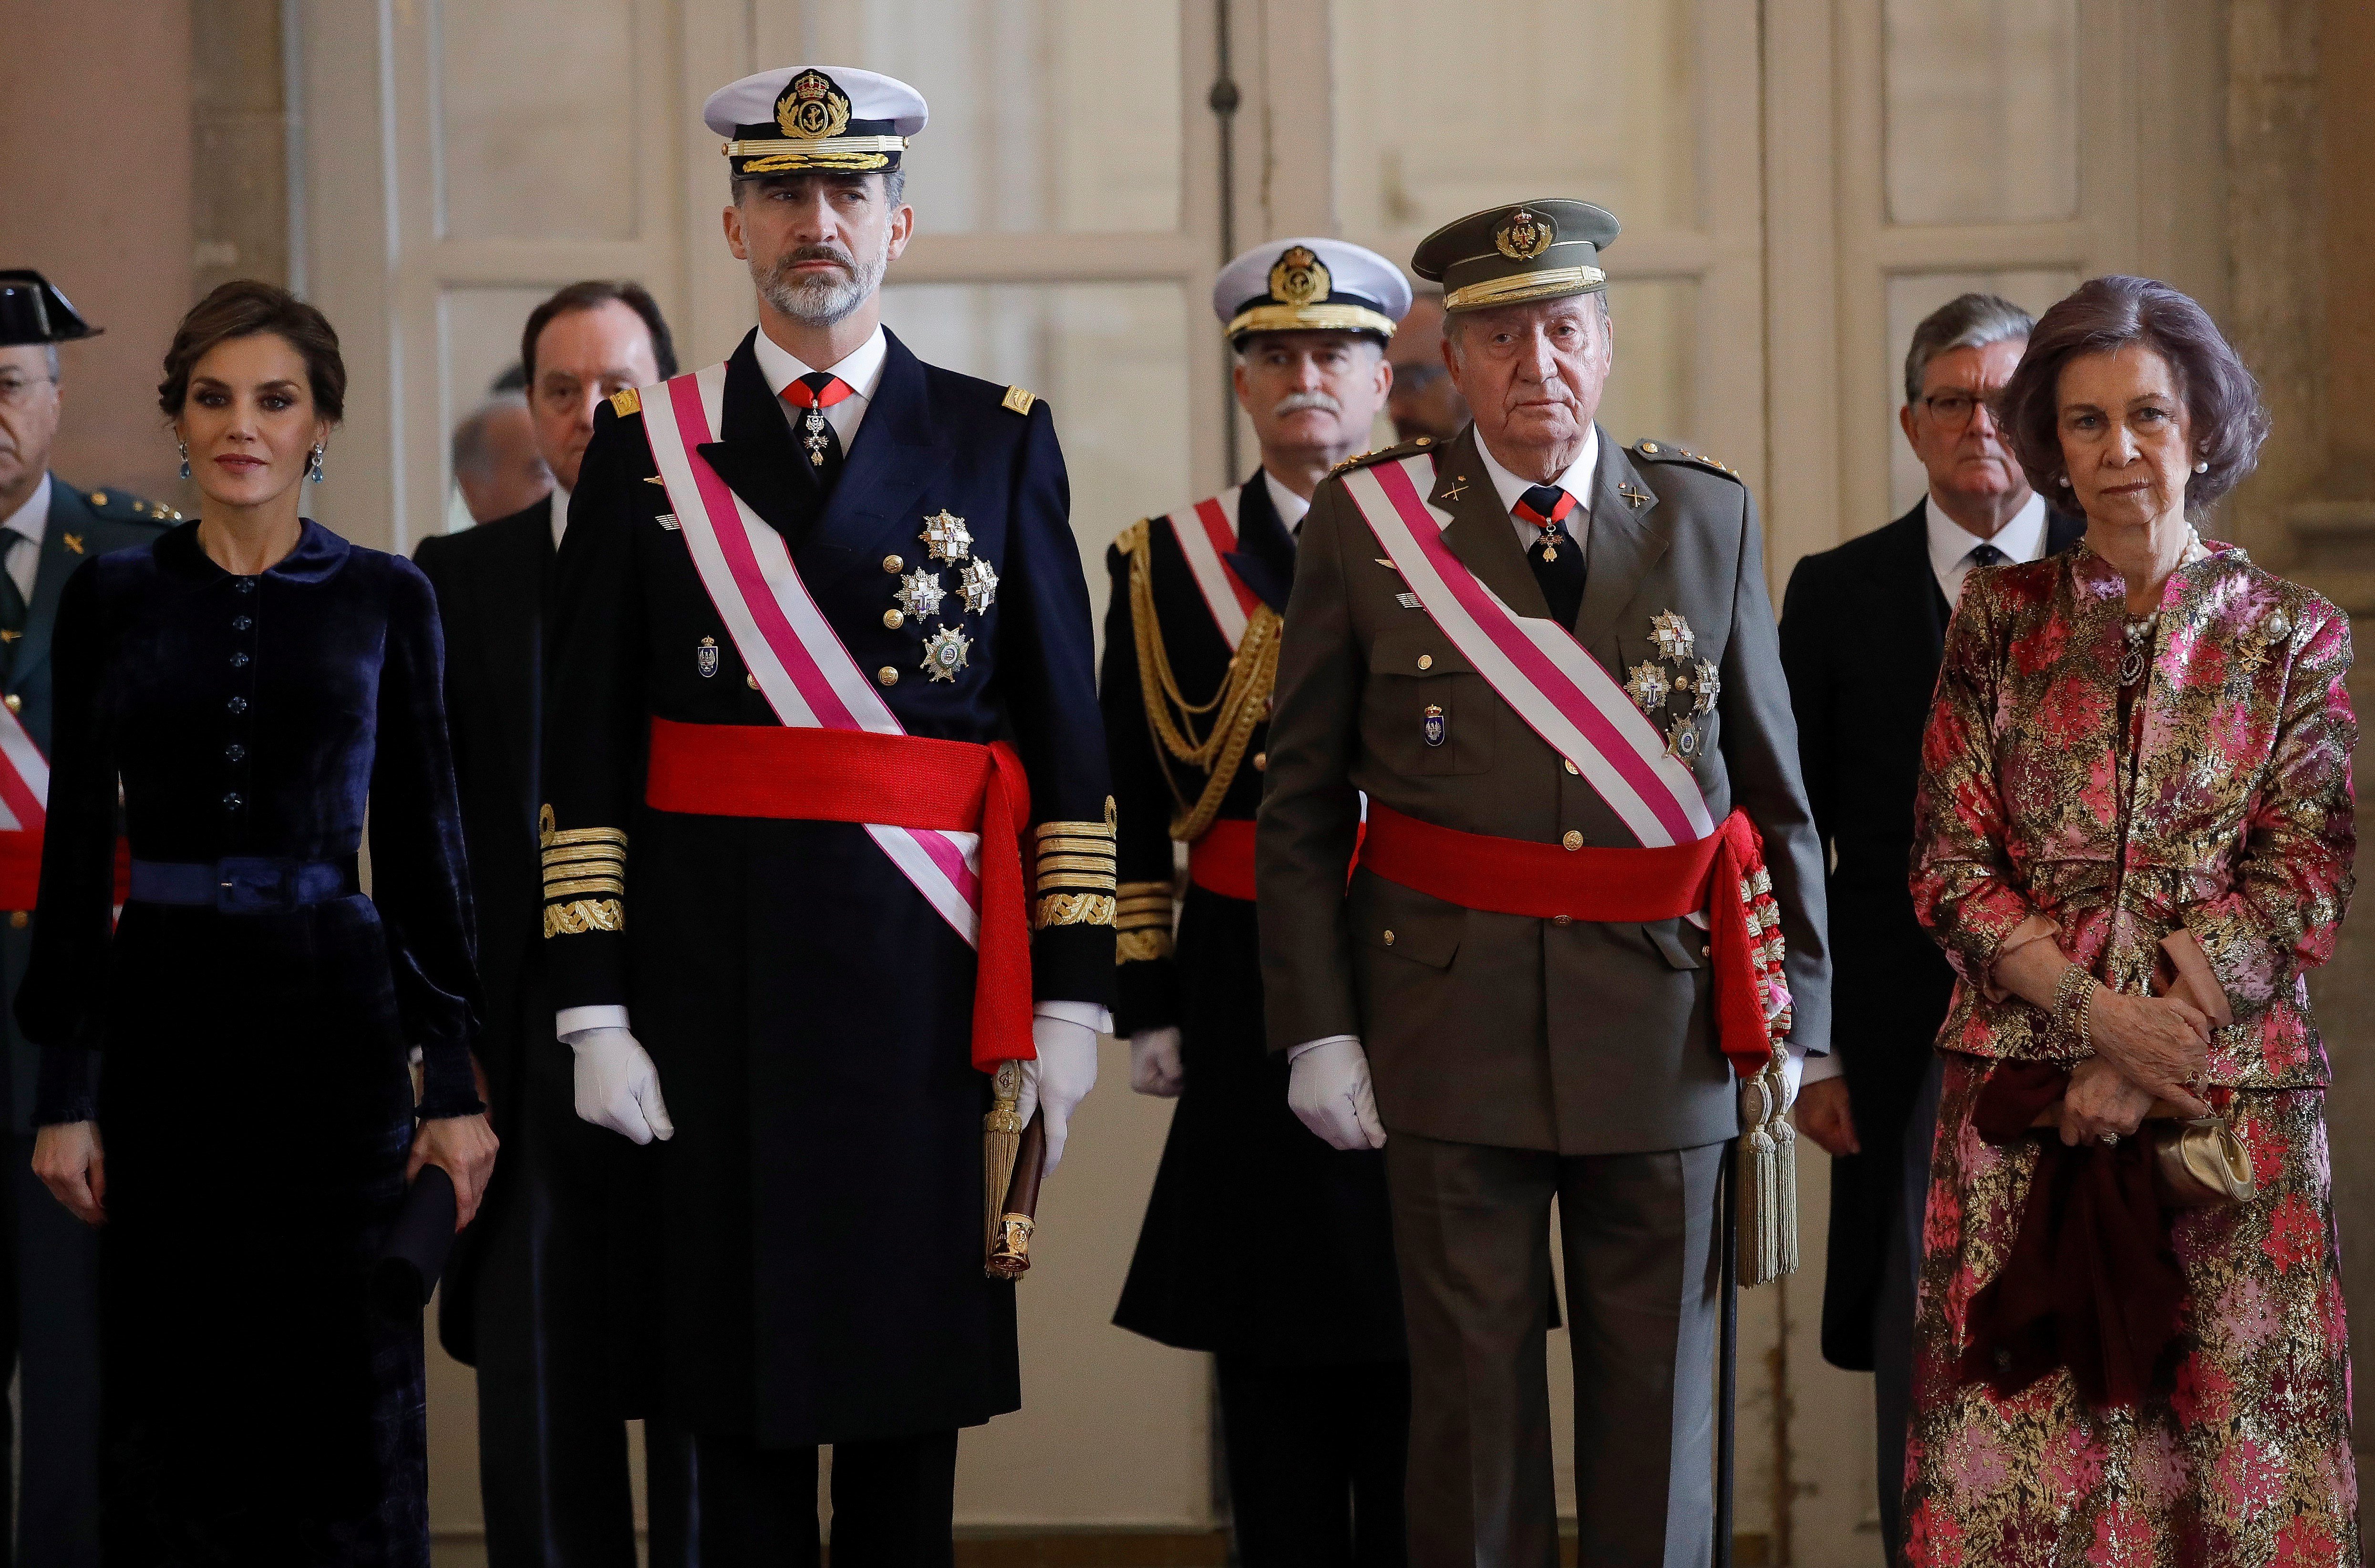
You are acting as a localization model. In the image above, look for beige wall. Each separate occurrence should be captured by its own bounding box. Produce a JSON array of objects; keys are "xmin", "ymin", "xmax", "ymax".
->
[
  {"xmin": 0, "ymin": 0, "xmax": 195, "ymax": 507},
  {"xmin": 2325, "ymin": 0, "xmax": 2375, "ymax": 493}
]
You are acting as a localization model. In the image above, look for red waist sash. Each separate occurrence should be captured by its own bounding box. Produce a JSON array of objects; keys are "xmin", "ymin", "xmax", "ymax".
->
[
  {"xmin": 1188, "ymin": 819, "xmax": 1257, "ymax": 902},
  {"xmin": 1358, "ymin": 803, "xmax": 1788, "ymax": 1077},
  {"xmin": 643, "ymin": 717, "xmax": 1033, "ymax": 1071}
]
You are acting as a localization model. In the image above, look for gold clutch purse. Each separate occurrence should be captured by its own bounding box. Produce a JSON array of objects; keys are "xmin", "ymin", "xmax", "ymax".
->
[{"xmin": 2033, "ymin": 1100, "xmax": 2257, "ymax": 1208}]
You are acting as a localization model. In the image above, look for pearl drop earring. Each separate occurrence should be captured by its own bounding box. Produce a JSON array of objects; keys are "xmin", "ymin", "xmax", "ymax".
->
[
  {"xmin": 177, "ymin": 440, "xmax": 190, "ymax": 481},
  {"xmin": 2193, "ymin": 460, "xmax": 2209, "ymax": 474},
  {"xmin": 2058, "ymin": 474, "xmax": 2072, "ymax": 487}
]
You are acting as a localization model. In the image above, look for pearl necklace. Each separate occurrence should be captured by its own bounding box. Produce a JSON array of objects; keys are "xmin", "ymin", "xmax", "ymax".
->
[{"xmin": 2121, "ymin": 612, "xmax": 2159, "ymax": 687}]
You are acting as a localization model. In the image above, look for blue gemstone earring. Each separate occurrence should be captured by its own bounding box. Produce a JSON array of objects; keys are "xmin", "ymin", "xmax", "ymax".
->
[
  {"xmin": 308, "ymin": 444, "xmax": 325, "ymax": 484},
  {"xmin": 177, "ymin": 440, "xmax": 190, "ymax": 480}
]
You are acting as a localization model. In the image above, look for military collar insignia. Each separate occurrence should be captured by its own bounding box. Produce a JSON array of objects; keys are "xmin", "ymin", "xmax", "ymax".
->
[
  {"xmin": 1618, "ymin": 480, "xmax": 1652, "ymax": 509},
  {"xmin": 1496, "ymin": 207, "xmax": 1556, "ymax": 262},
  {"xmin": 1269, "ymin": 245, "xmax": 1330, "ymax": 307},
  {"xmin": 777, "ymin": 70, "xmax": 852, "ymax": 140}
]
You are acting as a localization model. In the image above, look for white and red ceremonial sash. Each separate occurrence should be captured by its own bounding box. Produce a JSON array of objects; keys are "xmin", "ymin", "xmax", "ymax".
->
[
  {"xmin": 1336, "ymin": 455, "xmax": 1714, "ymax": 850},
  {"xmin": 638, "ymin": 364, "xmax": 983, "ymax": 947},
  {"xmin": 0, "ymin": 701, "xmax": 47, "ymax": 908},
  {"xmin": 1164, "ymin": 489, "xmax": 1261, "ymax": 650}
]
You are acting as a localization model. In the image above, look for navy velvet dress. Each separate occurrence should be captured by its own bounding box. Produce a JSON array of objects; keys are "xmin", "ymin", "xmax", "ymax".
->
[{"xmin": 16, "ymin": 520, "xmax": 481, "ymax": 1566}]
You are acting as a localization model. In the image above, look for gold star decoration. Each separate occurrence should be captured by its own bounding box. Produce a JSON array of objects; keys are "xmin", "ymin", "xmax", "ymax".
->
[
  {"xmin": 896, "ymin": 567, "xmax": 946, "ymax": 620},
  {"xmin": 922, "ymin": 624, "xmax": 973, "ymax": 682},
  {"xmin": 921, "ymin": 509, "xmax": 972, "ymax": 564},
  {"xmin": 959, "ymin": 557, "xmax": 1000, "ymax": 614}
]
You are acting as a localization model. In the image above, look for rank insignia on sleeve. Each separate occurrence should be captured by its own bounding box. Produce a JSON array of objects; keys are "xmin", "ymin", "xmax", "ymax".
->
[
  {"xmin": 896, "ymin": 567, "xmax": 947, "ymax": 620},
  {"xmin": 921, "ymin": 509, "xmax": 972, "ymax": 563},
  {"xmin": 959, "ymin": 556, "xmax": 1000, "ymax": 614},
  {"xmin": 696, "ymin": 636, "xmax": 719, "ymax": 678},
  {"xmin": 921, "ymin": 624, "xmax": 972, "ymax": 682},
  {"xmin": 1650, "ymin": 609, "xmax": 1695, "ymax": 661}
]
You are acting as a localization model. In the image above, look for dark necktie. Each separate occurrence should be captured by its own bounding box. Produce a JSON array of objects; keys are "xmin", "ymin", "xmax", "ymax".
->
[
  {"xmin": 1517, "ymin": 484, "xmax": 1586, "ymax": 629},
  {"xmin": 0, "ymin": 535, "xmax": 27, "ymax": 677},
  {"xmin": 781, "ymin": 372, "xmax": 854, "ymax": 490},
  {"xmin": 1968, "ymin": 543, "xmax": 2006, "ymax": 569}
]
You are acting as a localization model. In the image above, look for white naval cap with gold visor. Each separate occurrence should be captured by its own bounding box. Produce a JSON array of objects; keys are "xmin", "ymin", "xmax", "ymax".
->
[
  {"xmin": 1212, "ymin": 238, "xmax": 1413, "ymax": 346},
  {"xmin": 704, "ymin": 66, "xmax": 929, "ymax": 178}
]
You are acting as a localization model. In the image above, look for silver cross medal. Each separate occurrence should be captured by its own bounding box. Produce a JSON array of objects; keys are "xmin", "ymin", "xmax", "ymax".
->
[{"xmin": 803, "ymin": 408, "xmax": 831, "ymax": 467}]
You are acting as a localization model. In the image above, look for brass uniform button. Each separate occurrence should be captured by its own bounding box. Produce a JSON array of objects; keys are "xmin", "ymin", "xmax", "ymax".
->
[
  {"xmin": 883, "ymin": 555, "xmax": 904, "ymax": 573},
  {"xmin": 1702, "ymin": 945, "xmax": 1714, "ymax": 958},
  {"xmin": 1563, "ymin": 758, "xmax": 1579, "ymax": 776},
  {"xmin": 1551, "ymin": 914, "xmax": 1572, "ymax": 927},
  {"xmin": 884, "ymin": 609, "xmax": 905, "ymax": 629},
  {"xmin": 1561, "ymin": 830, "xmax": 1583, "ymax": 851},
  {"xmin": 90, "ymin": 493, "xmax": 107, "ymax": 507},
  {"xmin": 877, "ymin": 666, "xmax": 899, "ymax": 686},
  {"xmin": 7, "ymin": 911, "xmax": 25, "ymax": 930},
  {"xmin": 1382, "ymin": 929, "xmax": 1395, "ymax": 947},
  {"xmin": 1416, "ymin": 654, "xmax": 1433, "ymax": 671},
  {"xmin": 745, "ymin": 674, "xmax": 760, "ymax": 689},
  {"xmin": 1253, "ymin": 752, "xmax": 1268, "ymax": 771},
  {"xmin": 2, "ymin": 694, "xmax": 18, "ymax": 714},
  {"xmin": 1415, "ymin": 436, "xmax": 1432, "ymax": 446}
]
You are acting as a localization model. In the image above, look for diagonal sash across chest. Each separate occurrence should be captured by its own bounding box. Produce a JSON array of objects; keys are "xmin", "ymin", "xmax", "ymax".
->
[
  {"xmin": 1166, "ymin": 490, "xmax": 1261, "ymax": 650},
  {"xmin": 0, "ymin": 701, "xmax": 49, "ymax": 909},
  {"xmin": 637, "ymin": 363, "xmax": 986, "ymax": 948}
]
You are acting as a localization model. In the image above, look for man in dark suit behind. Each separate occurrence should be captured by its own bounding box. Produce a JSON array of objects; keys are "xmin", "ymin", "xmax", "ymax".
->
[
  {"xmin": 414, "ymin": 279, "xmax": 674, "ymax": 1568},
  {"xmin": 1780, "ymin": 292, "xmax": 2082, "ymax": 1563}
]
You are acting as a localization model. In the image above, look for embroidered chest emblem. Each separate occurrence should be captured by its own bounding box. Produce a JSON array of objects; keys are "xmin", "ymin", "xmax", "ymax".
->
[
  {"xmin": 959, "ymin": 557, "xmax": 1000, "ymax": 614},
  {"xmin": 921, "ymin": 509, "xmax": 971, "ymax": 564},
  {"xmin": 696, "ymin": 636, "xmax": 720, "ymax": 678},
  {"xmin": 921, "ymin": 624, "xmax": 972, "ymax": 682}
]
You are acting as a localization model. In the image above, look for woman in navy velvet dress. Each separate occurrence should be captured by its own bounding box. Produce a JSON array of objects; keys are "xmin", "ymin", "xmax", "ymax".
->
[{"xmin": 21, "ymin": 281, "xmax": 497, "ymax": 1566}]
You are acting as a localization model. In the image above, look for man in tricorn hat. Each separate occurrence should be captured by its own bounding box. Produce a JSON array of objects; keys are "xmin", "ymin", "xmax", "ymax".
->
[
  {"xmin": 1108, "ymin": 238, "xmax": 1411, "ymax": 1564},
  {"xmin": 540, "ymin": 67, "xmax": 1112, "ymax": 1559},
  {"xmin": 1255, "ymin": 202, "xmax": 1830, "ymax": 1564},
  {"xmin": 0, "ymin": 270, "xmax": 175, "ymax": 1565}
]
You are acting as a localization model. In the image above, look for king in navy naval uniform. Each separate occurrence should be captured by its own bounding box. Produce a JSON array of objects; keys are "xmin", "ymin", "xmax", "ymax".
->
[
  {"xmin": 538, "ymin": 66, "xmax": 1114, "ymax": 1557},
  {"xmin": 1106, "ymin": 238, "xmax": 1414, "ymax": 1564}
]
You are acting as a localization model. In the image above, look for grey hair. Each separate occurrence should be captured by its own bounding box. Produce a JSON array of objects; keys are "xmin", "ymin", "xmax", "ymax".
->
[
  {"xmin": 1903, "ymin": 292, "xmax": 2033, "ymax": 404},
  {"xmin": 44, "ymin": 345, "xmax": 60, "ymax": 382},
  {"xmin": 451, "ymin": 392, "xmax": 529, "ymax": 480}
]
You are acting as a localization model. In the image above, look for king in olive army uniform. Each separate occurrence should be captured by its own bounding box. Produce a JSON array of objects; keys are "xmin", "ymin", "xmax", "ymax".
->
[
  {"xmin": 1255, "ymin": 203, "xmax": 1829, "ymax": 1567},
  {"xmin": 0, "ymin": 270, "xmax": 176, "ymax": 1567}
]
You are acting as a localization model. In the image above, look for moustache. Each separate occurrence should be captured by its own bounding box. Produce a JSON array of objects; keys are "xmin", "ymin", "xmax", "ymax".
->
[
  {"xmin": 1272, "ymin": 391, "xmax": 1342, "ymax": 417},
  {"xmin": 774, "ymin": 243, "xmax": 856, "ymax": 276}
]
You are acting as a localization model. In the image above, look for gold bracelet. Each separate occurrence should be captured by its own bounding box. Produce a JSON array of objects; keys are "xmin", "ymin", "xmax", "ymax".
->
[{"xmin": 2054, "ymin": 962, "xmax": 2097, "ymax": 1051}]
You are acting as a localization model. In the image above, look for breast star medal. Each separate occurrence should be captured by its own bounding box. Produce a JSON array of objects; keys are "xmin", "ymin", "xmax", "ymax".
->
[
  {"xmin": 1690, "ymin": 659, "xmax": 1721, "ymax": 714},
  {"xmin": 696, "ymin": 636, "xmax": 720, "ymax": 679},
  {"xmin": 1650, "ymin": 610, "xmax": 1695, "ymax": 662},
  {"xmin": 1665, "ymin": 715, "xmax": 1700, "ymax": 760},
  {"xmin": 959, "ymin": 557, "xmax": 1000, "ymax": 614},
  {"xmin": 921, "ymin": 509, "xmax": 971, "ymax": 564},
  {"xmin": 921, "ymin": 624, "xmax": 972, "ymax": 682},
  {"xmin": 1627, "ymin": 660, "xmax": 1669, "ymax": 715},
  {"xmin": 896, "ymin": 567, "xmax": 946, "ymax": 620}
]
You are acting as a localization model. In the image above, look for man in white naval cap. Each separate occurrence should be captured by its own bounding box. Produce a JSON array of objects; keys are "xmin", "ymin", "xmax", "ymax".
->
[
  {"xmin": 1106, "ymin": 239, "xmax": 1413, "ymax": 1564},
  {"xmin": 540, "ymin": 65, "xmax": 1113, "ymax": 1562}
]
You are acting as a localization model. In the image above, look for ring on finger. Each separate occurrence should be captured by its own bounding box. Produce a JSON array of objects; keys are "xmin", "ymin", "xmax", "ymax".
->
[{"xmin": 2098, "ymin": 1131, "xmax": 2119, "ymax": 1146}]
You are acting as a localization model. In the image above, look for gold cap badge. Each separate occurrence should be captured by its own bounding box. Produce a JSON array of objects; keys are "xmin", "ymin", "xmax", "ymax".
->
[
  {"xmin": 776, "ymin": 70, "xmax": 852, "ymax": 140},
  {"xmin": 1496, "ymin": 207, "xmax": 1557, "ymax": 262},
  {"xmin": 1269, "ymin": 245, "xmax": 1331, "ymax": 308}
]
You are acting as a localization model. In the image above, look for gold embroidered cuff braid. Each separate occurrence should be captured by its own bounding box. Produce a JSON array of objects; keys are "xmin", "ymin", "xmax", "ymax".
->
[
  {"xmin": 1116, "ymin": 927, "xmax": 1174, "ymax": 963},
  {"xmin": 1033, "ymin": 804, "xmax": 1118, "ymax": 904},
  {"xmin": 544, "ymin": 898, "xmax": 624, "ymax": 937},
  {"xmin": 1033, "ymin": 892, "xmax": 1117, "ymax": 930}
]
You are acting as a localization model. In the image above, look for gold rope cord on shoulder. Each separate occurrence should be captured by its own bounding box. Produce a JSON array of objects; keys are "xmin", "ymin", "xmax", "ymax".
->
[{"xmin": 1123, "ymin": 523, "xmax": 1282, "ymax": 845}]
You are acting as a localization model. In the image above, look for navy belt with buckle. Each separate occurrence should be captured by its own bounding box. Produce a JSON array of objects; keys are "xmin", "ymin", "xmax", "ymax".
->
[{"xmin": 127, "ymin": 856, "xmax": 360, "ymax": 912}]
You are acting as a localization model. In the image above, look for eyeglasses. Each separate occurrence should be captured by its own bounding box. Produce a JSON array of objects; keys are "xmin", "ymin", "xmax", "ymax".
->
[
  {"xmin": 0, "ymin": 375, "xmax": 58, "ymax": 411},
  {"xmin": 1918, "ymin": 390, "xmax": 2002, "ymax": 429}
]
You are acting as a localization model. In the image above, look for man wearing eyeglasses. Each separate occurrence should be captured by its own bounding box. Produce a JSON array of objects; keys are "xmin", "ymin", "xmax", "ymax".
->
[
  {"xmin": 1777, "ymin": 291, "xmax": 2081, "ymax": 1564},
  {"xmin": 0, "ymin": 270, "xmax": 175, "ymax": 1568}
]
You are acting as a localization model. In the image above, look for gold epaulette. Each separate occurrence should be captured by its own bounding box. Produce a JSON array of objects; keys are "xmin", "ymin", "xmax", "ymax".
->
[
  {"xmin": 610, "ymin": 387, "xmax": 641, "ymax": 418},
  {"xmin": 1631, "ymin": 438, "xmax": 1741, "ymax": 482},
  {"xmin": 1002, "ymin": 385, "xmax": 1037, "ymax": 416},
  {"xmin": 1113, "ymin": 518, "xmax": 1150, "ymax": 559},
  {"xmin": 1032, "ymin": 799, "xmax": 1118, "ymax": 929},
  {"xmin": 539, "ymin": 804, "xmax": 626, "ymax": 936},
  {"xmin": 1329, "ymin": 433, "xmax": 1438, "ymax": 477},
  {"xmin": 1115, "ymin": 878, "xmax": 1176, "ymax": 964}
]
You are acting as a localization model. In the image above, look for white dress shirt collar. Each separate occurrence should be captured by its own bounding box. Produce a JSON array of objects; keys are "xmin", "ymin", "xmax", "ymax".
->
[
  {"xmin": 1476, "ymin": 425, "xmax": 1598, "ymax": 552},
  {"xmin": 1926, "ymin": 489, "xmax": 2048, "ymax": 606},
  {"xmin": 1260, "ymin": 469, "xmax": 1310, "ymax": 535},
  {"xmin": 1, "ymin": 474, "xmax": 51, "ymax": 605},
  {"xmin": 549, "ymin": 482, "xmax": 571, "ymax": 552},
  {"xmin": 751, "ymin": 323, "xmax": 889, "ymax": 449}
]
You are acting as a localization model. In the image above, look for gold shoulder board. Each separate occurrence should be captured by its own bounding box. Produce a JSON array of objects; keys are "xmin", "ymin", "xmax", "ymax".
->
[
  {"xmin": 1331, "ymin": 433, "xmax": 1439, "ymax": 478},
  {"xmin": 1114, "ymin": 518, "xmax": 1151, "ymax": 558},
  {"xmin": 1632, "ymin": 439, "xmax": 1740, "ymax": 481},
  {"xmin": 1002, "ymin": 385, "xmax": 1038, "ymax": 416},
  {"xmin": 610, "ymin": 387, "xmax": 642, "ymax": 418}
]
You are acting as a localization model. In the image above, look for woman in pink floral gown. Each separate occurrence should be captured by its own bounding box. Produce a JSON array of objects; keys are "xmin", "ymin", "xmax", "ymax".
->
[{"xmin": 1905, "ymin": 275, "xmax": 2358, "ymax": 1567}]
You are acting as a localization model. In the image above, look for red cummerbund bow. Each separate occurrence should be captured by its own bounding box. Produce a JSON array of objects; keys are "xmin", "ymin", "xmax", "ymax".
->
[
  {"xmin": 643, "ymin": 717, "xmax": 1034, "ymax": 1071},
  {"xmin": 1357, "ymin": 803, "xmax": 1785, "ymax": 1077},
  {"xmin": 1188, "ymin": 819, "xmax": 1258, "ymax": 902},
  {"xmin": 0, "ymin": 835, "xmax": 131, "ymax": 915}
]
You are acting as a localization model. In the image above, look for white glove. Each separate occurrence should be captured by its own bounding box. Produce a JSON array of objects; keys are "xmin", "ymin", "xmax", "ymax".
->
[
  {"xmin": 1780, "ymin": 1047, "xmax": 1806, "ymax": 1107},
  {"xmin": 567, "ymin": 1027, "xmax": 674, "ymax": 1145},
  {"xmin": 1016, "ymin": 1013, "xmax": 1099, "ymax": 1177},
  {"xmin": 1287, "ymin": 1037, "xmax": 1386, "ymax": 1150},
  {"xmin": 1129, "ymin": 1027, "xmax": 1184, "ymax": 1098}
]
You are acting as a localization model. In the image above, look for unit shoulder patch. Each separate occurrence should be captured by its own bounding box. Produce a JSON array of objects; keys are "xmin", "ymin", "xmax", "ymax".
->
[
  {"xmin": 84, "ymin": 489, "xmax": 179, "ymax": 525},
  {"xmin": 610, "ymin": 387, "xmax": 642, "ymax": 418},
  {"xmin": 1329, "ymin": 434, "xmax": 1439, "ymax": 478},
  {"xmin": 1002, "ymin": 385, "xmax": 1038, "ymax": 416},
  {"xmin": 1631, "ymin": 439, "xmax": 1742, "ymax": 483}
]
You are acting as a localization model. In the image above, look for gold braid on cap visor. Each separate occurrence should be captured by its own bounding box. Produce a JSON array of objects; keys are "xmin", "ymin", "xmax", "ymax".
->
[
  {"xmin": 1225, "ymin": 303, "xmax": 1399, "ymax": 340},
  {"xmin": 723, "ymin": 135, "xmax": 907, "ymax": 173},
  {"xmin": 1442, "ymin": 265, "xmax": 1608, "ymax": 313}
]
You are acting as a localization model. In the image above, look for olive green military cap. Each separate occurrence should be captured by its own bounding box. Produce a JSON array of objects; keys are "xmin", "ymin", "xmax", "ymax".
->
[{"xmin": 1410, "ymin": 199, "xmax": 1621, "ymax": 314}]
